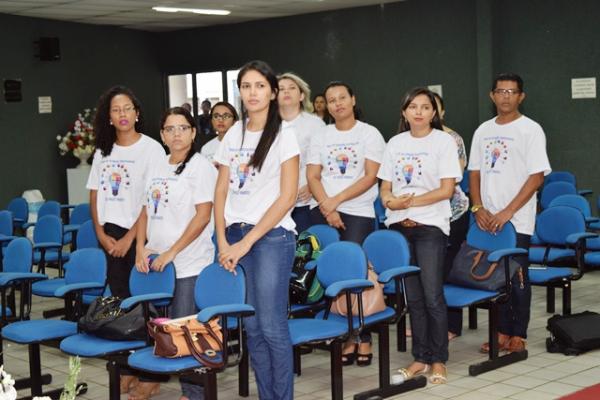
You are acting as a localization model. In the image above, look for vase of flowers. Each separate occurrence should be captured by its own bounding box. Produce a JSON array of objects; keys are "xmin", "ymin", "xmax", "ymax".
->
[{"xmin": 57, "ymin": 108, "xmax": 96, "ymax": 168}]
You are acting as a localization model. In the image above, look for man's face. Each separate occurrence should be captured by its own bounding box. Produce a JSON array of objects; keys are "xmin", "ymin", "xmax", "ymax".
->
[
  {"xmin": 489, "ymin": 80, "xmax": 525, "ymax": 115},
  {"xmin": 201, "ymin": 102, "xmax": 211, "ymax": 114}
]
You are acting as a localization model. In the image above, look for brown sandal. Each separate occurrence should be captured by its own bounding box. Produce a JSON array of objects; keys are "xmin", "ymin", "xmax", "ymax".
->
[
  {"xmin": 479, "ymin": 333, "xmax": 510, "ymax": 353},
  {"xmin": 128, "ymin": 382, "xmax": 160, "ymax": 400}
]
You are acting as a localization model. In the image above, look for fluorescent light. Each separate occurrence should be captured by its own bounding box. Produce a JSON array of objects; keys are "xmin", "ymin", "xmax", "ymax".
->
[{"xmin": 152, "ymin": 6, "xmax": 230, "ymax": 16}]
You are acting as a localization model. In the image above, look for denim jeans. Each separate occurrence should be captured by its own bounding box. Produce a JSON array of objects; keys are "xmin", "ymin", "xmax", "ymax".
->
[
  {"xmin": 498, "ymin": 233, "xmax": 532, "ymax": 338},
  {"xmin": 226, "ymin": 223, "xmax": 295, "ymax": 400},
  {"xmin": 292, "ymin": 206, "xmax": 311, "ymax": 235},
  {"xmin": 170, "ymin": 275, "xmax": 203, "ymax": 400},
  {"xmin": 390, "ymin": 224, "xmax": 449, "ymax": 364}
]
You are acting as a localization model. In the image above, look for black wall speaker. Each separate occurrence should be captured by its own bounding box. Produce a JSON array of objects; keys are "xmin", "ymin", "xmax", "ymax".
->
[{"xmin": 36, "ymin": 37, "xmax": 60, "ymax": 61}]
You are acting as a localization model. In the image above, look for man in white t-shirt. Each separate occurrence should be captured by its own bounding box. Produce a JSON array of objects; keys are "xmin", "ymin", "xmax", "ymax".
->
[{"xmin": 468, "ymin": 73, "xmax": 551, "ymax": 353}]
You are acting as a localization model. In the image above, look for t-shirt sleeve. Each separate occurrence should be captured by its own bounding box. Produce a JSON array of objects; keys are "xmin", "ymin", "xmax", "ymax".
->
[
  {"xmin": 364, "ymin": 128, "xmax": 386, "ymax": 163},
  {"xmin": 451, "ymin": 131, "xmax": 467, "ymax": 165},
  {"xmin": 213, "ymin": 133, "xmax": 230, "ymax": 166},
  {"xmin": 279, "ymin": 127, "xmax": 300, "ymax": 163},
  {"xmin": 85, "ymin": 150, "xmax": 101, "ymax": 190},
  {"xmin": 376, "ymin": 141, "xmax": 394, "ymax": 182},
  {"xmin": 191, "ymin": 156, "xmax": 217, "ymax": 204},
  {"xmin": 439, "ymin": 135, "xmax": 462, "ymax": 181},
  {"xmin": 526, "ymin": 125, "xmax": 552, "ymax": 176},
  {"xmin": 468, "ymin": 129, "xmax": 482, "ymax": 171},
  {"xmin": 306, "ymin": 129, "xmax": 323, "ymax": 165}
]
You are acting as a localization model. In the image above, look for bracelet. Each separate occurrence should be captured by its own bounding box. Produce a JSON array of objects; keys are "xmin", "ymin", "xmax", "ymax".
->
[{"xmin": 470, "ymin": 204, "xmax": 483, "ymax": 213}]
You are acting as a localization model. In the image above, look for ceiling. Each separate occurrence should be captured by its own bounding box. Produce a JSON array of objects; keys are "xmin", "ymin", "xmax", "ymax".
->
[{"xmin": 0, "ymin": 0, "xmax": 402, "ymax": 32}]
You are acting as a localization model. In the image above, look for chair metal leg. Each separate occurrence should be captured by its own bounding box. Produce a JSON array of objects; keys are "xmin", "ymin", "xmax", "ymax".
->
[
  {"xmin": 562, "ymin": 281, "xmax": 571, "ymax": 315},
  {"xmin": 293, "ymin": 346, "xmax": 302, "ymax": 376},
  {"xmin": 12, "ymin": 343, "xmax": 52, "ymax": 391},
  {"xmin": 396, "ymin": 315, "xmax": 407, "ymax": 352},
  {"xmin": 469, "ymin": 306, "xmax": 478, "ymax": 329},
  {"xmin": 106, "ymin": 360, "xmax": 121, "ymax": 400},
  {"xmin": 330, "ymin": 339, "xmax": 343, "ymax": 400},
  {"xmin": 203, "ymin": 370, "xmax": 218, "ymax": 400},
  {"xmin": 238, "ymin": 340, "xmax": 249, "ymax": 397},
  {"xmin": 546, "ymin": 286, "xmax": 555, "ymax": 313}
]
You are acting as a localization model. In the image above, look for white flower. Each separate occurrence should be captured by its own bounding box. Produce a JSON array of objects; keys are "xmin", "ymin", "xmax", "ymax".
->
[{"xmin": 56, "ymin": 135, "xmax": 62, "ymax": 141}]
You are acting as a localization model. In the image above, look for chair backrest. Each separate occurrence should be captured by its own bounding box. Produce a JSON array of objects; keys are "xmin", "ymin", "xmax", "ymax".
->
[
  {"xmin": 64, "ymin": 248, "xmax": 107, "ymax": 286},
  {"xmin": 33, "ymin": 215, "xmax": 63, "ymax": 244},
  {"xmin": 540, "ymin": 181, "xmax": 577, "ymax": 209},
  {"xmin": 535, "ymin": 206, "xmax": 586, "ymax": 246},
  {"xmin": 129, "ymin": 261, "xmax": 176, "ymax": 298},
  {"xmin": 548, "ymin": 194, "xmax": 592, "ymax": 218},
  {"xmin": 373, "ymin": 196, "xmax": 386, "ymax": 225},
  {"xmin": 195, "ymin": 263, "xmax": 246, "ymax": 310},
  {"xmin": 7, "ymin": 197, "xmax": 28, "ymax": 223},
  {"xmin": 362, "ymin": 230, "xmax": 410, "ymax": 274},
  {"xmin": 70, "ymin": 203, "xmax": 92, "ymax": 225},
  {"xmin": 76, "ymin": 220, "xmax": 98, "ymax": 249},
  {"xmin": 0, "ymin": 210, "xmax": 13, "ymax": 236},
  {"xmin": 467, "ymin": 222, "xmax": 517, "ymax": 252},
  {"xmin": 315, "ymin": 241, "xmax": 367, "ymax": 288},
  {"xmin": 306, "ymin": 224, "xmax": 340, "ymax": 249},
  {"xmin": 459, "ymin": 169, "xmax": 470, "ymax": 194},
  {"xmin": 545, "ymin": 171, "xmax": 576, "ymax": 187},
  {"xmin": 38, "ymin": 201, "xmax": 61, "ymax": 219},
  {"xmin": 3, "ymin": 237, "xmax": 32, "ymax": 274}
]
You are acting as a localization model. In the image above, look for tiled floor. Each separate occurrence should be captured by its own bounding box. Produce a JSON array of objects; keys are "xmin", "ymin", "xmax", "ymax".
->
[{"xmin": 6, "ymin": 269, "xmax": 600, "ymax": 399}]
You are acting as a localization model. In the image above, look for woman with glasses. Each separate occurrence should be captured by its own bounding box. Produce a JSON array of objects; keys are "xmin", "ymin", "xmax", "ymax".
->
[
  {"xmin": 278, "ymin": 72, "xmax": 325, "ymax": 233},
  {"xmin": 214, "ymin": 60, "xmax": 299, "ymax": 400},
  {"xmin": 134, "ymin": 107, "xmax": 217, "ymax": 400},
  {"xmin": 379, "ymin": 87, "xmax": 461, "ymax": 385},
  {"xmin": 200, "ymin": 101, "xmax": 239, "ymax": 165},
  {"xmin": 86, "ymin": 85, "xmax": 165, "ymax": 396}
]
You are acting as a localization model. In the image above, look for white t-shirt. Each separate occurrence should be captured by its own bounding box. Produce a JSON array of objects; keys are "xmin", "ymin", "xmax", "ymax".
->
[
  {"xmin": 144, "ymin": 153, "xmax": 217, "ymax": 279},
  {"xmin": 307, "ymin": 120, "xmax": 385, "ymax": 218},
  {"xmin": 86, "ymin": 134, "xmax": 165, "ymax": 229},
  {"xmin": 213, "ymin": 121, "xmax": 300, "ymax": 232},
  {"xmin": 286, "ymin": 112, "xmax": 326, "ymax": 207},
  {"xmin": 468, "ymin": 115, "xmax": 551, "ymax": 235},
  {"xmin": 378, "ymin": 129, "xmax": 462, "ymax": 235},
  {"xmin": 200, "ymin": 137, "xmax": 221, "ymax": 165}
]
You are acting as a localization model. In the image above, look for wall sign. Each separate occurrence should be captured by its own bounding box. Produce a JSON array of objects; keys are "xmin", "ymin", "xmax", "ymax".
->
[{"xmin": 571, "ymin": 77, "xmax": 596, "ymax": 99}]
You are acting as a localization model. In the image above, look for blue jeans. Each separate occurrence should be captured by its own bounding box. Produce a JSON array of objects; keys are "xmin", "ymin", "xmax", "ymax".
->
[
  {"xmin": 391, "ymin": 224, "xmax": 449, "ymax": 364},
  {"xmin": 170, "ymin": 275, "xmax": 203, "ymax": 400},
  {"xmin": 309, "ymin": 208, "xmax": 375, "ymax": 245},
  {"xmin": 226, "ymin": 224, "xmax": 295, "ymax": 400},
  {"xmin": 292, "ymin": 206, "xmax": 311, "ymax": 235}
]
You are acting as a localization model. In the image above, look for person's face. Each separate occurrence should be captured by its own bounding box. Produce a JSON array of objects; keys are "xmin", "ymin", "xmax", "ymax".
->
[
  {"xmin": 211, "ymin": 105, "xmax": 235, "ymax": 134},
  {"xmin": 313, "ymin": 96, "xmax": 326, "ymax": 113},
  {"xmin": 109, "ymin": 94, "xmax": 139, "ymax": 132},
  {"xmin": 490, "ymin": 80, "xmax": 525, "ymax": 115},
  {"xmin": 201, "ymin": 102, "xmax": 211, "ymax": 114},
  {"xmin": 239, "ymin": 69, "xmax": 275, "ymax": 114},
  {"xmin": 160, "ymin": 114, "xmax": 196, "ymax": 152},
  {"xmin": 402, "ymin": 94, "xmax": 436, "ymax": 130},
  {"xmin": 278, "ymin": 78, "xmax": 304, "ymax": 110},
  {"xmin": 325, "ymin": 86, "xmax": 355, "ymax": 122}
]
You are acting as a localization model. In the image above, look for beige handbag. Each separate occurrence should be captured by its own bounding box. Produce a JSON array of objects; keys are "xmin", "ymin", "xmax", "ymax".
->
[{"xmin": 330, "ymin": 264, "xmax": 386, "ymax": 317}]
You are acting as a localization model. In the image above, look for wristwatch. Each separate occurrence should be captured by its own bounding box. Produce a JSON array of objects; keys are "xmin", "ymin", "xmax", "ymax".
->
[{"xmin": 470, "ymin": 204, "xmax": 483, "ymax": 213}]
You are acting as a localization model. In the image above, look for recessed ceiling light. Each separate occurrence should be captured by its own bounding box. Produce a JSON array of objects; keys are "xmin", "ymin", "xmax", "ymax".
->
[{"xmin": 152, "ymin": 6, "xmax": 230, "ymax": 16}]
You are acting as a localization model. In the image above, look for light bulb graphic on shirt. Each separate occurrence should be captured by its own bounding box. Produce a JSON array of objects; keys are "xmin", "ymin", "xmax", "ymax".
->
[
  {"xmin": 237, "ymin": 163, "xmax": 250, "ymax": 189},
  {"xmin": 336, "ymin": 154, "xmax": 349, "ymax": 175},
  {"xmin": 491, "ymin": 148, "xmax": 501, "ymax": 168},
  {"xmin": 108, "ymin": 172, "xmax": 122, "ymax": 196},
  {"xmin": 402, "ymin": 164, "xmax": 414, "ymax": 184},
  {"xmin": 151, "ymin": 189, "xmax": 161, "ymax": 214}
]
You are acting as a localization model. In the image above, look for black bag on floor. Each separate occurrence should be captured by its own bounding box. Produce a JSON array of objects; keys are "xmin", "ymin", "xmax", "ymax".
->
[
  {"xmin": 289, "ymin": 232, "xmax": 323, "ymax": 305},
  {"xmin": 546, "ymin": 311, "xmax": 600, "ymax": 355}
]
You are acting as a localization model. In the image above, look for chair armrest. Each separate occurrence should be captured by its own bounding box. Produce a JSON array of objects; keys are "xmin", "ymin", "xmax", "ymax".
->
[
  {"xmin": 197, "ymin": 304, "xmax": 255, "ymax": 323},
  {"xmin": 378, "ymin": 266, "xmax": 420, "ymax": 283},
  {"xmin": 566, "ymin": 232, "xmax": 598, "ymax": 245},
  {"xmin": 13, "ymin": 217, "xmax": 25, "ymax": 223},
  {"xmin": 578, "ymin": 189, "xmax": 593, "ymax": 196},
  {"xmin": 63, "ymin": 224, "xmax": 81, "ymax": 234},
  {"xmin": 585, "ymin": 217, "xmax": 600, "ymax": 224},
  {"xmin": 54, "ymin": 282, "xmax": 105, "ymax": 297},
  {"xmin": 0, "ymin": 235, "xmax": 17, "ymax": 244},
  {"xmin": 22, "ymin": 222, "xmax": 36, "ymax": 229},
  {"xmin": 33, "ymin": 242, "xmax": 62, "ymax": 250},
  {"xmin": 304, "ymin": 260, "xmax": 317, "ymax": 271},
  {"xmin": 120, "ymin": 293, "xmax": 174, "ymax": 310},
  {"xmin": 0, "ymin": 273, "xmax": 47, "ymax": 286},
  {"xmin": 325, "ymin": 279, "xmax": 373, "ymax": 298},
  {"xmin": 61, "ymin": 204, "xmax": 77, "ymax": 209},
  {"xmin": 487, "ymin": 248, "xmax": 527, "ymax": 263}
]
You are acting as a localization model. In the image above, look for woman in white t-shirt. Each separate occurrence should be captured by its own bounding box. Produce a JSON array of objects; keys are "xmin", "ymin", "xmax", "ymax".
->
[
  {"xmin": 213, "ymin": 60, "xmax": 299, "ymax": 400},
  {"xmin": 200, "ymin": 101, "xmax": 239, "ymax": 165},
  {"xmin": 278, "ymin": 72, "xmax": 326, "ymax": 233},
  {"xmin": 378, "ymin": 88, "xmax": 461, "ymax": 385},
  {"xmin": 134, "ymin": 107, "xmax": 216, "ymax": 400},
  {"xmin": 86, "ymin": 86, "xmax": 166, "ymax": 396}
]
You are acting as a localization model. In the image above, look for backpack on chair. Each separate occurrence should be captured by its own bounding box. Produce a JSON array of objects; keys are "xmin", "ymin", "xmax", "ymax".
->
[{"xmin": 289, "ymin": 232, "xmax": 324, "ymax": 304}]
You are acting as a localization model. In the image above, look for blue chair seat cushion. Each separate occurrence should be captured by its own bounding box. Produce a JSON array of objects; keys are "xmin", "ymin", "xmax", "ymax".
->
[
  {"xmin": 2, "ymin": 320, "xmax": 76, "ymax": 343},
  {"xmin": 34, "ymin": 249, "xmax": 70, "ymax": 263},
  {"xmin": 60, "ymin": 333, "xmax": 146, "ymax": 357},
  {"xmin": 289, "ymin": 300, "xmax": 326, "ymax": 314},
  {"xmin": 128, "ymin": 346, "xmax": 223, "ymax": 373},
  {"xmin": 444, "ymin": 284, "xmax": 499, "ymax": 308},
  {"xmin": 314, "ymin": 306, "xmax": 396, "ymax": 329},
  {"xmin": 288, "ymin": 319, "xmax": 349, "ymax": 345},
  {"xmin": 585, "ymin": 253, "xmax": 600, "ymax": 266},
  {"xmin": 529, "ymin": 267, "xmax": 573, "ymax": 283},
  {"xmin": 32, "ymin": 278, "xmax": 65, "ymax": 297},
  {"xmin": 528, "ymin": 247, "xmax": 574, "ymax": 263}
]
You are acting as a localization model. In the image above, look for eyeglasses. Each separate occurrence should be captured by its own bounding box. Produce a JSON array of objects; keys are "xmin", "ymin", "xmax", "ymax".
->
[
  {"xmin": 110, "ymin": 105, "xmax": 136, "ymax": 114},
  {"xmin": 212, "ymin": 113, "xmax": 234, "ymax": 121},
  {"xmin": 493, "ymin": 89, "xmax": 521, "ymax": 96},
  {"xmin": 162, "ymin": 125, "xmax": 192, "ymax": 135}
]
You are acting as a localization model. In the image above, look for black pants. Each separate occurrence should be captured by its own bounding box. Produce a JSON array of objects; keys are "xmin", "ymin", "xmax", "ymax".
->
[{"xmin": 102, "ymin": 223, "xmax": 135, "ymax": 299}]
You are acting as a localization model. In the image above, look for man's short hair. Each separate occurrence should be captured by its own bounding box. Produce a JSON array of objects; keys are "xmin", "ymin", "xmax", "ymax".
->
[{"xmin": 492, "ymin": 73, "xmax": 524, "ymax": 92}]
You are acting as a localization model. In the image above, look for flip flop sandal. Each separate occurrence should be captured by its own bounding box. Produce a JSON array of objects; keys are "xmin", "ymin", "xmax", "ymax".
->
[
  {"xmin": 396, "ymin": 364, "xmax": 430, "ymax": 381},
  {"xmin": 429, "ymin": 364, "xmax": 447, "ymax": 385}
]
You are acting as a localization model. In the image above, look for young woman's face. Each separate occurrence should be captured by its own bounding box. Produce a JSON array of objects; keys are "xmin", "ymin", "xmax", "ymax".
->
[
  {"xmin": 211, "ymin": 105, "xmax": 235, "ymax": 134},
  {"xmin": 313, "ymin": 95, "xmax": 326, "ymax": 113},
  {"xmin": 402, "ymin": 94, "xmax": 436, "ymax": 130},
  {"xmin": 239, "ymin": 69, "xmax": 275, "ymax": 115},
  {"xmin": 277, "ymin": 78, "xmax": 304, "ymax": 110},
  {"xmin": 160, "ymin": 114, "xmax": 196, "ymax": 153},
  {"xmin": 109, "ymin": 94, "xmax": 139, "ymax": 132},
  {"xmin": 325, "ymin": 86, "xmax": 355, "ymax": 122}
]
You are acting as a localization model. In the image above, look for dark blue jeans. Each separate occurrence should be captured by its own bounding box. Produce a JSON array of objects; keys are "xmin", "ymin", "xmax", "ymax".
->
[
  {"xmin": 226, "ymin": 224, "xmax": 295, "ymax": 400},
  {"xmin": 391, "ymin": 224, "xmax": 449, "ymax": 364},
  {"xmin": 309, "ymin": 208, "xmax": 375, "ymax": 245},
  {"xmin": 292, "ymin": 206, "xmax": 311, "ymax": 235}
]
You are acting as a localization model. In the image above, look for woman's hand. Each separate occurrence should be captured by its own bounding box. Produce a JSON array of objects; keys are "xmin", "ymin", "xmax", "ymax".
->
[
  {"xmin": 98, "ymin": 232, "xmax": 117, "ymax": 254},
  {"xmin": 319, "ymin": 196, "xmax": 340, "ymax": 217},
  {"xmin": 151, "ymin": 249, "xmax": 176, "ymax": 272},
  {"xmin": 393, "ymin": 193, "xmax": 414, "ymax": 210},
  {"xmin": 111, "ymin": 235, "xmax": 133, "ymax": 258},
  {"xmin": 134, "ymin": 247, "xmax": 154, "ymax": 273},
  {"xmin": 218, "ymin": 240, "xmax": 251, "ymax": 275},
  {"xmin": 326, "ymin": 211, "xmax": 346, "ymax": 230},
  {"xmin": 297, "ymin": 185, "xmax": 312, "ymax": 203}
]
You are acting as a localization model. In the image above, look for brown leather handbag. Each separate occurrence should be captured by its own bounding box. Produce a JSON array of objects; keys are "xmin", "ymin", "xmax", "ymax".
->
[
  {"xmin": 147, "ymin": 315, "xmax": 224, "ymax": 368},
  {"xmin": 330, "ymin": 264, "xmax": 386, "ymax": 317}
]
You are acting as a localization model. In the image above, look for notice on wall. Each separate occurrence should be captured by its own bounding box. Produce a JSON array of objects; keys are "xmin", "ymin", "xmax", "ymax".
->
[
  {"xmin": 38, "ymin": 96, "xmax": 52, "ymax": 113},
  {"xmin": 428, "ymin": 84, "xmax": 443, "ymax": 97},
  {"xmin": 571, "ymin": 78, "xmax": 596, "ymax": 99}
]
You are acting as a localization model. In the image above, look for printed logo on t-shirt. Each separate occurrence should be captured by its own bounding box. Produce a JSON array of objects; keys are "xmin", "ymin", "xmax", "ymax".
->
[
  {"xmin": 146, "ymin": 178, "xmax": 171, "ymax": 219},
  {"xmin": 326, "ymin": 143, "xmax": 359, "ymax": 179},
  {"xmin": 394, "ymin": 155, "xmax": 423, "ymax": 185},
  {"xmin": 100, "ymin": 162, "xmax": 132, "ymax": 200},
  {"xmin": 483, "ymin": 137, "xmax": 511, "ymax": 172},
  {"xmin": 229, "ymin": 148, "xmax": 256, "ymax": 194}
]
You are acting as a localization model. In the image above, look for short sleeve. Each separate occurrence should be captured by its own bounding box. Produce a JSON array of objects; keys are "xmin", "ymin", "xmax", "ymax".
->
[
  {"xmin": 468, "ymin": 129, "xmax": 482, "ymax": 171},
  {"xmin": 525, "ymin": 125, "xmax": 552, "ymax": 176},
  {"xmin": 306, "ymin": 129, "xmax": 323, "ymax": 165},
  {"xmin": 450, "ymin": 131, "xmax": 467, "ymax": 165},
  {"xmin": 364, "ymin": 127, "xmax": 386, "ymax": 163},
  {"xmin": 190, "ymin": 155, "xmax": 218, "ymax": 204},
  {"xmin": 279, "ymin": 126, "xmax": 300, "ymax": 163},
  {"xmin": 213, "ymin": 133, "xmax": 230, "ymax": 166},
  {"xmin": 438, "ymin": 135, "xmax": 462, "ymax": 180},
  {"xmin": 85, "ymin": 150, "xmax": 102, "ymax": 190},
  {"xmin": 376, "ymin": 141, "xmax": 395, "ymax": 182}
]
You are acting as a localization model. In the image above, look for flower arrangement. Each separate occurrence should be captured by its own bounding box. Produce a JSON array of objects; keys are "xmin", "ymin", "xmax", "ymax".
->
[
  {"xmin": 57, "ymin": 108, "xmax": 95, "ymax": 158},
  {"xmin": 0, "ymin": 365, "xmax": 17, "ymax": 400}
]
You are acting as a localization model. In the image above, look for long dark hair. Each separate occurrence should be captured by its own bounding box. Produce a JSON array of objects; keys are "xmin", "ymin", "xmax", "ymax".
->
[
  {"xmin": 237, "ymin": 60, "xmax": 282, "ymax": 172},
  {"xmin": 159, "ymin": 107, "xmax": 197, "ymax": 175},
  {"xmin": 94, "ymin": 85, "xmax": 144, "ymax": 157},
  {"xmin": 312, "ymin": 93, "xmax": 333, "ymax": 124},
  {"xmin": 323, "ymin": 81, "xmax": 363, "ymax": 121},
  {"xmin": 398, "ymin": 87, "xmax": 443, "ymax": 132}
]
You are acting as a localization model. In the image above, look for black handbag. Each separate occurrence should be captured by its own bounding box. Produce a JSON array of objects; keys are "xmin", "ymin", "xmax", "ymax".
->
[
  {"xmin": 447, "ymin": 243, "xmax": 522, "ymax": 291},
  {"xmin": 289, "ymin": 232, "xmax": 323, "ymax": 304},
  {"xmin": 78, "ymin": 296, "xmax": 158, "ymax": 341},
  {"xmin": 547, "ymin": 311, "xmax": 600, "ymax": 355}
]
